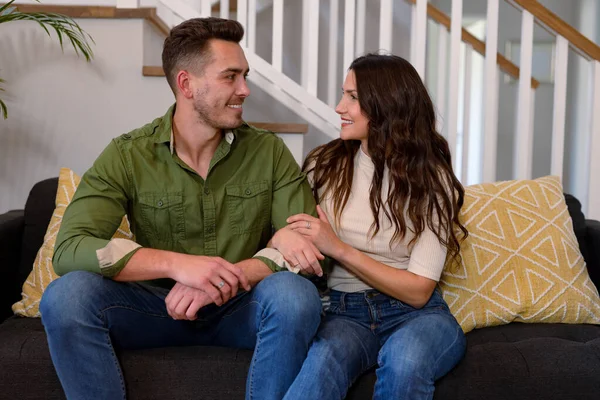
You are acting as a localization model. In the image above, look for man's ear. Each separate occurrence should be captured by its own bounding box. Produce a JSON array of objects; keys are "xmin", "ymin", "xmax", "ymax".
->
[{"xmin": 176, "ymin": 70, "xmax": 194, "ymax": 99}]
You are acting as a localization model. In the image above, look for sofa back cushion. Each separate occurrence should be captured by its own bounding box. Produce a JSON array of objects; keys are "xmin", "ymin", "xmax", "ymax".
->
[
  {"xmin": 564, "ymin": 194, "xmax": 590, "ymax": 266},
  {"xmin": 17, "ymin": 178, "xmax": 58, "ymax": 290}
]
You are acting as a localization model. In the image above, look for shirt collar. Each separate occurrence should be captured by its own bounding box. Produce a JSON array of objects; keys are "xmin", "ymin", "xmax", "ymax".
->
[{"xmin": 155, "ymin": 104, "xmax": 237, "ymax": 154}]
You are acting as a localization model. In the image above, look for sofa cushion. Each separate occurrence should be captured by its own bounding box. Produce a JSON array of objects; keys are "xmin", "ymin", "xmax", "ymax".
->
[
  {"xmin": 439, "ymin": 176, "xmax": 600, "ymax": 333},
  {"xmin": 12, "ymin": 168, "xmax": 133, "ymax": 317},
  {"xmin": 434, "ymin": 322, "xmax": 600, "ymax": 400},
  {"xmin": 2, "ymin": 317, "xmax": 599, "ymax": 400}
]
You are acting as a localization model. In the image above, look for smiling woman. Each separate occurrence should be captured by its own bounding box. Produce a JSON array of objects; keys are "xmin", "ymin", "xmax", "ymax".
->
[{"xmin": 0, "ymin": 0, "xmax": 94, "ymax": 119}]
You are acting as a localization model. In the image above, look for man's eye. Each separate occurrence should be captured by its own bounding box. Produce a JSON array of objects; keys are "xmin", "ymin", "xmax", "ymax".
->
[
  {"xmin": 226, "ymin": 75, "xmax": 235, "ymax": 80},
  {"xmin": 351, "ymin": 95, "xmax": 357, "ymax": 100}
]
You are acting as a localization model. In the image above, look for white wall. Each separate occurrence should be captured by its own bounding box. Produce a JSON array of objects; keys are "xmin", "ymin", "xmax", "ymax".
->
[{"xmin": 0, "ymin": 19, "xmax": 175, "ymax": 213}]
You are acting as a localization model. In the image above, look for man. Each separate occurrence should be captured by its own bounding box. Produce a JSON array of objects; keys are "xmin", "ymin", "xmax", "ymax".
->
[{"xmin": 40, "ymin": 17, "xmax": 325, "ymax": 400}]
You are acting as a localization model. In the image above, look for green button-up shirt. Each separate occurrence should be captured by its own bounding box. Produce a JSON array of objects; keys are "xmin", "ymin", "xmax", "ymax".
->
[{"xmin": 53, "ymin": 105, "xmax": 318, "ymax": 286}]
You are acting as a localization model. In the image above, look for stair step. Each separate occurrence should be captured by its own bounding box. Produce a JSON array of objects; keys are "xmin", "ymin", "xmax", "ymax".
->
[
  {"xmin": 14, "ymin": 4, "xmax": 155, "ymax": 18},
  {"xmin": 249, "ymin": 123, "xmax": 308, "ymax": 134},
  {"xmin": 143, "ymin": 66, "xmax": 165, "ymax": 77}
]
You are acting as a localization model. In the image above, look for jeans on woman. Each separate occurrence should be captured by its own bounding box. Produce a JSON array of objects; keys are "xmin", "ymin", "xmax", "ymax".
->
[
  {"xmin": 40, "ymin": 270, "xmax": 322, "ymax": 400},
  {"xmin": 283, "ymin": 288, "xmax": 466, "ymax": 400}
]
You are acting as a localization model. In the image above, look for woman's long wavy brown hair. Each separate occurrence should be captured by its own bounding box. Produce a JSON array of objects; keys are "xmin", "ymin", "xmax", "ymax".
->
[{"xmin": 304, "ymin": 54, "xmax": 468, "ymax": 265}]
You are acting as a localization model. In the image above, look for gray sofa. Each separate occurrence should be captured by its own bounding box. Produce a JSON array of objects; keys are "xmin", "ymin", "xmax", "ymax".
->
[{"xmin": 1, "ymin": 177, "xmax": 600, "ymax": 399}]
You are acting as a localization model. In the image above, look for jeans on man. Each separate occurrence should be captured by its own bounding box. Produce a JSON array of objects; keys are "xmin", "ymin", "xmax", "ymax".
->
[{"xmin": 40, "ymin": 270, "xmax": 322, "ymax": 400}]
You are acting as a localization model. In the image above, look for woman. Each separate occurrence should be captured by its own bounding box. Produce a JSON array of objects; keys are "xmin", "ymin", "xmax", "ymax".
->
[{"xmin": 271, "ymin": 54, "xmax": 468, "ymax": 400}]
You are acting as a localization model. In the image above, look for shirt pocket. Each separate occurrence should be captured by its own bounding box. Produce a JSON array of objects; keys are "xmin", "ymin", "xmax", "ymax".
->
[
  {"xmin": 138, "ymin": 192, "xmax": 186, "ymax": 242},
  {"xmin": 226, "ymin": 181, "xmax": 270, "ymax": 235}
]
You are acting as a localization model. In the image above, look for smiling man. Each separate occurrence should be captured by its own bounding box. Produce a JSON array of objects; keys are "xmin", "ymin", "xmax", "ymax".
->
[{"xmin": 39, "ymin": 18, "xmax": 324, "ymax": 400}]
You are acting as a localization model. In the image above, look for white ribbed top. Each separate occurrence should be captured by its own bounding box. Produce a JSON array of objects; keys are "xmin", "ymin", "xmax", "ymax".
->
[{"xmin": 316, "ymin": 148, "xmax": 448, "ymax": 293}]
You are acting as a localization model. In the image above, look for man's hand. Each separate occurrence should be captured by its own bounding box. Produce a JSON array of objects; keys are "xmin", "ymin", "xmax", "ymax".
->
[
  {"xmin": 271, "ymin": 226, "xmax": 325, "ymax": 276},
  {"xmin": 171, "ymin": 255, "xmax": 251, "ymax": 306},
  {"xmin": 165, "ymin": 282, "xmax": 213, "ymax": 320}
]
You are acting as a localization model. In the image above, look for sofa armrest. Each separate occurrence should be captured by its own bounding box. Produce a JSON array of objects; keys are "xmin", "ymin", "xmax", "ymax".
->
[
  {"xmin": 0, "ymin": 210, "xmax": 25, "ymax": 322},
  {"xmin": 585, "ymin": 219, "xmax": 600, "ymax": 292}
]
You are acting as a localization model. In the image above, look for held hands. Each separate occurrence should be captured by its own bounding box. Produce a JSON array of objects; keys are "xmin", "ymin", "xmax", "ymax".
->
[
  {"xmin": 287, "ymin": 205, "xmax": 346, "ymax": 260},
  {"xmin": 172, "ymin": 255, "xmax": 251, "ymax": 307},
  {"xmin": 271, "ymin": 227, "xmax": 325, "ymax": 276}
]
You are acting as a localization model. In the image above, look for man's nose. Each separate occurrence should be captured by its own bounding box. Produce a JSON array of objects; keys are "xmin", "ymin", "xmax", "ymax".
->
[{"xmin": 237, "ymin": 79, "xmax": 250, "ymax": 98}]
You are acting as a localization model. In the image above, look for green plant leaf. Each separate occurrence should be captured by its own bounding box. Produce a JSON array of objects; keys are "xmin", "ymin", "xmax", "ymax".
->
[
  {"xmin": 0, "ymin": 0, "xmax": 16, "ymax": 16},
  {"xmin": 0, "ymin": 98, "xmax": 7, "ymax": 120},
  {"xmin": 0, "ymin": 0, "xmax": 95, "ymax": 119},
  {"xmin": 0, "ymin": 10, "xmax": 94, "ymax": 61}
]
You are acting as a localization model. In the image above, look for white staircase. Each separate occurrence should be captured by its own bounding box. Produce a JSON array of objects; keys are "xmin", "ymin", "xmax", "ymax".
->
[{"xmin": 6, "ymin": 0, "xmax": 600, "ymax": 220}]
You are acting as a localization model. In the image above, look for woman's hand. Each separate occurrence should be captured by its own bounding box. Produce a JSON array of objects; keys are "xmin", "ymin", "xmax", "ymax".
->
[
  {"xmin": 287, "ymin": 205, "xmax": 347, "ymax": 259},
  {"xmin": 271, "ymin": 227, "xmax": 325, "ymax": 276}
]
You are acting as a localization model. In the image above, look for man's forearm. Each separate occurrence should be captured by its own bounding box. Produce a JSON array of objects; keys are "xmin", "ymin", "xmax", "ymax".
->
[
  {"xmin": 113, "ymin": 248, "xmax": 182, "ymax": 281},
  {"xmin": 236, "ymin": 258, "xmax": 273, "ymax": 287}
]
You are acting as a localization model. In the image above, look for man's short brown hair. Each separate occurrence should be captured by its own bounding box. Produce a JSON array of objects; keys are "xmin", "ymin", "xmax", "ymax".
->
[{"xmin": 162, "ymin": 17, "xmax": 244, "ymax": 93}]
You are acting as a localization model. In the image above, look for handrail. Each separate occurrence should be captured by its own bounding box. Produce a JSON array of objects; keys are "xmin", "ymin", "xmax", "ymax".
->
[
  {"xmin": 405, "ymin": 0, "xmax": 539, "ymax": 89},
  {"xmin": 507, "ymin": 0, "xmax": 600, "ymax": 62}
]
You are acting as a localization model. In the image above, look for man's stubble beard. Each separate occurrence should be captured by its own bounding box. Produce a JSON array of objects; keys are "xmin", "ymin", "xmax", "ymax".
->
[{"xmin": 193, "ymin": 87, "xmax": 243, "ymax": 130}]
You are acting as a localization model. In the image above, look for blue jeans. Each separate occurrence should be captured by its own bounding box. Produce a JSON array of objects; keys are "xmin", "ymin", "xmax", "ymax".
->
[
  {"xmin": 284, "ymin": 288, "xmax": 466, "ymax": 400},
  {"xmin": 40, "ymin": 270, "xmax": 322, "ymax": 400}
]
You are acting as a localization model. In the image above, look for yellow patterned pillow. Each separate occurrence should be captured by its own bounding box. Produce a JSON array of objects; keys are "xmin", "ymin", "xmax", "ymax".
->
[
  {"xmin": 12, "ymin": 168, "xmax": 133, "ymax": 317},
  {"xmin": 440, "ymin": 175, "xmax": 600, "ymax": 333}
]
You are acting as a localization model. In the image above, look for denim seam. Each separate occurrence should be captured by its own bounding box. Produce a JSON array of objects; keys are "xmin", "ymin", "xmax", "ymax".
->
[
  {"xmin": 431, "ymin": 320, "xmax": 462, "ymax": 375},
  {"xmin": 231, "ymin": 300, "xmax": 265, "ymax": 400},
  {"xmin": 100, "ymin": 310, "xmax": 127, "ymax": 399},
  {"xmin": 220, "ymin": 299, "xmax": 261, "ymax": 320},
  {"xmin": 97, "ymin": 304, "xmax": 171, "ymax": 319}
]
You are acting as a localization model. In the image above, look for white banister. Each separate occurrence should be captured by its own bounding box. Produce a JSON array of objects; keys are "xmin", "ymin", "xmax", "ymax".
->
[
  {"xmin": 587, "ymin": 60, "xmax": 600, "ymax": 219},
  {"xmin": 237, "ymin": 0, "xmax": 248, "ymax": 47},
  {"xmin": 302, "ymin": 0, "xmax": 320, "ymax": 96},
  {"xmin": 411, "ymin": 0, "xmax": 427, "ymax": 80},
  {"xmin": 514, "ymin": 9, "xmax": 534, "ymax": 179},
  {"xmin": 356, "ymin": 0, "xmax": 366, "ymax": 57},
  {"xmin": 379, "ymin": 0, "xmax": 393, "ymax": 53},
  {"xmin": 436, "ymin": 26, "xmax": 448, "ymax": 136},
  {"xmin": 483, "ymin": 0, "xmax": 499, "ymax": 183},
  {"xmin": 248, "ymin": 0, "xmax": 257, "ymax": 52},
  {"xmin": 200, "ymin": 0, "xmax": 211, "ymax": 17},
  {"xmin": 220, "ymin": 0, "xmax": 229, "ymax": 19},
  {"xmin": 447, "ymin": 0, "xmax": 462, "ymax": 165},
  {"xmin": 551, "ymin": 35, "xmax": 569, "ymax": 178},
  {"xmin": 328, "ymin": 0, "xmax": 339, "ymax": 107},
  {"xmin": 343, "ymin": 0, "xmax": 356, "ymax": 74},
  {"xmin": 156, "ymin": 2, "xmax": 175, "ymax": 27},
  {"xmin": 272, "ymin": 0, "xmax": 283, "ymax": 72},
  {"xmin": 461, "ymin": 44, "xmax": 473, "ymax": 184},
  {"xmin": 245, "ymin": 52, "xmax": 339, "ymax": 134}
]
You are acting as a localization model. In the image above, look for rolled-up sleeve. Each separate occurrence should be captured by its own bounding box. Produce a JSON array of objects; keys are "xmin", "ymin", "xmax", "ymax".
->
[{"xmin": 53, "ymin": 140, "xmax": 140, "ymax": 277}]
